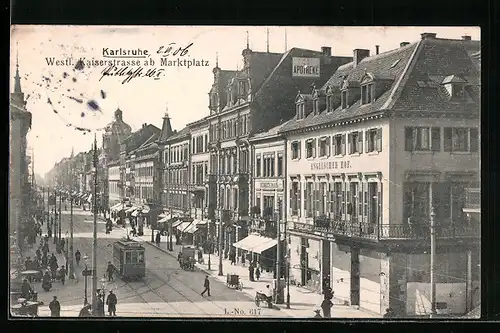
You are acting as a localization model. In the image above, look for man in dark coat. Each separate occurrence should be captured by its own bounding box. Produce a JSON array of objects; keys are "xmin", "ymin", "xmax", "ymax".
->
[
  {"xmin": 49, "ymin": 254, "xmax": 58, "ymax": 280},
  {"xmin": 21, "ymin": 279, "xmax": 33, "ymax": 299},
  {"xmin": 49, "ymin": 296, "xmax": 61, "ymax": 317},
  {"xmin": 75, "ymin": 249, "xmax": 81, "ymax": 266},
  {"xmin": 155, "ymin": 232, "xmax": 161, "ymax": 247},
  {"xmin": 59, "ymin": 265, "xmax": 67, "ymax": 285},
  {"xmin": 201, "ymin": 275, "xmax": 211, "ymax": 297},
  {"xmin": 106, "ymin": 290, "xmax": 117, "ymax": 316},
  {"xmin": 79, "ymin": 304, "xmax": 92, "ymax": 317},
  {"xmin": 321, "ymin": 297, "xmax": 333, "ymax": 318},
  {"xmin": 106, "ymin": 262, "xmax": 115, "ymax": 282}
]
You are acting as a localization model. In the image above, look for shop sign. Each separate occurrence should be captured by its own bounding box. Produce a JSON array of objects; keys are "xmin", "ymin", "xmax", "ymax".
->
[
  {"xmin": 292, "ymin": 57, "xmax": 320, "ymax": 78},
  {"xmin": 310, "ymin": 160, "xmax": 352, "ymax": 171},
  {"xmin": 256, "ymin": 179, "xmax": 283, "ymax": 190}
]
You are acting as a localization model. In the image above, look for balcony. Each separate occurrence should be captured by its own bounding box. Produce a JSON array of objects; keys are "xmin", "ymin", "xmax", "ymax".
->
[
  {"xmin": 463, "ymin": 188, "xmax": 480, "ymax": 213},
  {"xmin": 249, "ymin": 222, "xmax": 277, "ymax": 239},
  {"xmin": 290, "ymin": 217, "xmax": 479, "ymax": 242}
]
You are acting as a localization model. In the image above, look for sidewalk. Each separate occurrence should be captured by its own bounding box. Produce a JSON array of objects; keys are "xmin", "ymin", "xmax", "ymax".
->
[{"xmin": 132, "ymin": 227, "xmax": 379, "ymax": 318}]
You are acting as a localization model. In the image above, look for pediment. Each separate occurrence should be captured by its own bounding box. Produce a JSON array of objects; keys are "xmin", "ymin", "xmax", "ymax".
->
[
  {"xmin": 295, "ymin": 93, "xmax": 305, "ymax": 104},
  {"xmin": 360, "ymin": 72, "xmax": 375, "ymax": 84}
]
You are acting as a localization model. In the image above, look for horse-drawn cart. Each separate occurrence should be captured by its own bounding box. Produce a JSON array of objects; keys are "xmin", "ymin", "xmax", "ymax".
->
[
  {"xmin": 178, "ymin": 246, "xmax": 196, "ymax": 271},
  {"xmin": 226, "ymin": 274, "xmax": 243, "ymax": 290}
]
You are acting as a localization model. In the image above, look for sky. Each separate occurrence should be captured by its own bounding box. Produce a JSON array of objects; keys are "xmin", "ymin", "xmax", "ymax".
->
[{"xmin": 9, "ymin": 26, "xmax": 480, "ymax": 177}]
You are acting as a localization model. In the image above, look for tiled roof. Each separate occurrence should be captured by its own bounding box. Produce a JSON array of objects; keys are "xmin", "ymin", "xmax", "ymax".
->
[
  {"xmin": 250, "ymin": 121, "xmax": 288, "ymax": 141},
  {"xmin": 280, "ymin": 37, "xmax": 480, "ymax": 134},
  {"xmin": 167, "ymin": 126, "xmax": 191, "ymax": 142},
  {"xmin": 122, "ymin": 124, "xmax": 161, "ymax": 153},
  {"xmin": 249, "ymin": 51, "xmax": 283, "ymax": 93}
]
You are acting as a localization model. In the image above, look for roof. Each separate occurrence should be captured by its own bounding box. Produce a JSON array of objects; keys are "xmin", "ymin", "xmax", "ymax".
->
[
  {"xmin": 250, "ymin": 121, "xmax": 288, "ymax": 142},
  {"xmin": 121, "ymin": 124, "xmax": 161, "ymax": 154},
  {"xmin": 166, "ymin": 126, "xmax": 191, "ymax": 142},
  {"xmin": 158, "ymin": 115, "xmax": 173, "ymax": 143},
  {"xmin": 280, "ymin": 37, "xmax": 480, "ymax": 134}
]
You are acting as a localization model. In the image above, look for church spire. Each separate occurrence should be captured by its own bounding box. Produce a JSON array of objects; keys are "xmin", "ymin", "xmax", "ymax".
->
[
  {"xmin": 215, "ymin": 52, "xmax": 219, "ymax": 68},
  {"xmin": 246, "ymin": 30, "xmax": 249, "ymax": 49},
  {"xmin": 14, "ymin": 42, "xmax": 22, "ymax": 94},
  {"xmin": 159, "ymin": 103, "xmax": 173, "ymax": 142}
]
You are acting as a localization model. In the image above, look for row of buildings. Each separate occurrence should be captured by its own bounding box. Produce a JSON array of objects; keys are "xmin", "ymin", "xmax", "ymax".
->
[{"xmin": 45, "ymin": 32, "xmax": 481, "ymax": 317}]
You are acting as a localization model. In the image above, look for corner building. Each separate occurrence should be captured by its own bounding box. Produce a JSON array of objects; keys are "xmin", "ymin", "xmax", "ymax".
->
[{"xmin": 280, "ymin": 33, "xmax": 480, "ymax": 316}]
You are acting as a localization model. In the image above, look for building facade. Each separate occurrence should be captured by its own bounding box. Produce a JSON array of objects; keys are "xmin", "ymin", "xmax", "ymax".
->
[
  {"xmin": 207, "ymin": 43, "xmax": 351, "ymax": 259},
  {"xmin": 10, "ymin": 58, "xmax": 32, "ymax": 249},
  {"xmin": 280, "ymin": 33, "xmax": 480, "ymax": 316},
  {"xmin": 108, "ymin": 161, "xmax": 121, "ymax": 206},
  {"xmin": 188, "ymin": 118, "xmax": 210, "ymax": 220}
]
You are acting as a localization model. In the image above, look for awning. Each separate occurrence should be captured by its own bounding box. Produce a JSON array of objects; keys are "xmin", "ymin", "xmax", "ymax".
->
[
  {"xmin": 233, "ymin": 234, "xmax": 264, "ymax": 252},
  {"xmin": 233, "ymin": 234, "xmax": 276, "ymax": 253},
  {"xmin": 142, "ymin": 206, "xmax": 150, "ymax": 214},
  {"xmin": 248, "ymin": 238, "xmax": 277, "ymax": 254},
  {"xmin": 87, "ymin": 194, "xmax": 92, "ymax": 203},
  {"xmin": 131, "ymin": 210, "xmax": 139, "ymax": 217},
  {"xmin": 125, "ymin": 206, "xmax": 137, "ymax": 213},
  {"xmin": 172, "ymin": 220, "xmax": 183, "ymax": 228},
  {"xmin": 177, "ymin": 221, "xmax": 192, "ymax": 232},
  {"xmin": 158, "ymin": 215, "xmax": 170, "ymax": 223},
  {"xmin": 110, "ymin": 203, "xmax": 122, "ymax": 211},
  {"xmin": 184, "ymin": 223, "xmax": 199, "ymax": 234},
  {"xmin": 158, "ymin": 213, "xmax": 167, "ymax": 219}
]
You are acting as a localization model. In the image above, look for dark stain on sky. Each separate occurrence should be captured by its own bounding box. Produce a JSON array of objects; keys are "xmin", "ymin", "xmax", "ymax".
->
[
  {"xmin": 68, "ymin": 96, "xmax": 84, "ymax": 104},
  {"xmin": 81, "ymin": 112, "xmax": 86, "ymax": 118},
  {"xmin": 43, "ymin": 76, "xmax": 50, "ymax": 82},
  {"xmin": 72, "ymin": 77, "xmax": 77, "ymax": 83},
  {"xmin": 53, "ymin": 110, "xmax": 58, "ymax": 114},
  {"xmin": 63, "ymin": 72, "xmax": 69, "ymax": 78},
  {"xmin": 87, "ymin": 100, "xmax": 101, "ymax": 112},
  {"xmin": 47, "ymin": 97, "xmax": 52, "ymax": 105},
  {"xmin": 74, "ymin": 59, "xmax": 85, "ymax": 71},
  {"xmin": 100, "ymin": 90, "xmax": 106, "ymax": 99}
]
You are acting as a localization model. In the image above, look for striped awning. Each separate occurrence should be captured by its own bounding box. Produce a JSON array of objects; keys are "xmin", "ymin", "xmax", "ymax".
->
[
  {"xmin": 172, "ymin": 220, "xmax": 183, "ymax": 228},
  {"xmin": 131, "ymin": 210, "xmax": 139, "ymax": 217},
  {"xmin": 141, "ymin": 206, "xmax": 150, "ymax": 214},
  {"xmin": 177, "ymin": 221, "xmax": 192, "ymax": 232},
  {"xmin": 110, "ymin": 203, "xmax": 122, "ymax": 211},
  {"xmin": 125, "ymin": 206, "xmax": 137, "ymax": 213},
  {"xmin": 233, "ymin": 234, "xmax": 276, "ymax": 253}
]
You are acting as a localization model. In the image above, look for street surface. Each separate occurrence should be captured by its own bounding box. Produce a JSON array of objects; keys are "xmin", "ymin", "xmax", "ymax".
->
[{"xmin": 29, "ymin": 201, "xmax": 378, "ymax": 318}]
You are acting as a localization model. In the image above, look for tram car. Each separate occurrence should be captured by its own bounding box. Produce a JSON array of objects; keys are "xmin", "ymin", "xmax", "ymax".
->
[{"xmin": 112, "ymin": 239, "xmax": 146, "ymax": 281}]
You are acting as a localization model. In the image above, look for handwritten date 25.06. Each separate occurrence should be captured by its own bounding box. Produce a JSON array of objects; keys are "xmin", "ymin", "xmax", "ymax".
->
[{"xmin": 100, "ymin": 65, "xmax": 165, "ymax": 84}]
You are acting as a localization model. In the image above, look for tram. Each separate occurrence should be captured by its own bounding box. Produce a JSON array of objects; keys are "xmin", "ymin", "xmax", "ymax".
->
[{"xmin": 112, "ymin": 239, "xmax": 146, "ymax": 281}]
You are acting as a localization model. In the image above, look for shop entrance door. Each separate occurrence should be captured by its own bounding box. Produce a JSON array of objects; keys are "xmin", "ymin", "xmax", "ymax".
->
[
  {"xmin": 350, "ymin": 247, "xmax": 360, "ymax": 306},
  {"xmin": 300, "ymin": 238, "xmax": 308, "ymax": 286}
]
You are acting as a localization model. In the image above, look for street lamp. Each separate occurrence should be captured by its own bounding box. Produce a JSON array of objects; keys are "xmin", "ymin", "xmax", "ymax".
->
[
  {"xmin": 83, "ymin": 255, "xmax": 89, "ymax": 305},
  {"xmin": 65, "ymin": 231, "xmax": 69, "ymax": 263},
  {"xmin": 99, "ymin": 277, "xmax": 107, "ymax": 317}
]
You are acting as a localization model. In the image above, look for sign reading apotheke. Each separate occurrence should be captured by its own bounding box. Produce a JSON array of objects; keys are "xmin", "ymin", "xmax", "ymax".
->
[
  {"xmin": 292, "ymin": 57, "xmax": 320, "ymax": 78},
  {"xmin": 310, "ymin": 160, "xmax": 352, "ymax": 171},
  {"xmin": 256, "ymin": 179, "xmax": 284, "ymax": 190}
]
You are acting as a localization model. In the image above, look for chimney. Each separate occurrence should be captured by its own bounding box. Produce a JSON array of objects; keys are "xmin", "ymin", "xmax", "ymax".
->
[
  {"xmin": 321, "ymin": 46, "xmax": 332, "ymax": 57},
  {"xmin": 420, "ymin": 32, "xmax": 437, "ymax": 40},
  {"xmin": 400, "ymin": 42, "xmax": 410, "ymax": 47},
  {"xmin": 375, "ymin": 45, "xmax": 380, "ymax": 55},
  {"xmin": 353, "ymin": 49, "xmax": 370, "ymax": 67},
  {"xmin": 462, "ymin": 35, "xmax": 472, "ymax": 41}
]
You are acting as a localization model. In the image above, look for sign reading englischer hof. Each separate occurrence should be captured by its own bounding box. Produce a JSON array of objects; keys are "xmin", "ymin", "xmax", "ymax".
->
[{"xmin": 292, "ymin": 57, "xmax": 320, "ymax": 78}]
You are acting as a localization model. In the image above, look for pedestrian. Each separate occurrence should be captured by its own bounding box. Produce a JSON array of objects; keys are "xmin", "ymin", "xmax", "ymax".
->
[
  {"xmin": 255, "ymin": 265, "xmax": 261, "ymax": 281},
  {"xmin": 42, "ymin": 252, "xmax": 48, "ymax": 268},
  {"xmin": 106, "ymin": 290, "xmax": 117, "ymax": 316},
  {"xmin": 79, "ymin": 304, "xmax": 92, "ymax": 317},
  {"xmin": 59, "ymin": 265, "xmax": 67, "ymax": 285},
  {"xmin": 49, "ymin": 296, "xmax": 61, "ymax": 317},
  {"xmin": 75, "ymin": 249, "xmax": 81, "ymax": 266},
  {"xmin": 249, "ymin": 262, "xmax": 255, "ymax": 282},
  {"xmin": 201, "ymin": 275, "xmax": 211, "ymax": 297},
  {"xmin": 36, "ymin": 249, "xmax": 42, "ymax": 262},
  {"xmin": 106, "ymin": 261, "xmax": 115, "ymax": 282},
  {"xmin": 313, "ymin": 309, "xmax": 322, "ymax": 318},
  {"xmin": 230, "ymin": 250, "xmax": 236, "ymax": 265},
  {"xmin": 321, "ymin": 297, "xmax": 333, "ymax": 318},
  {"xmin": 155, "ymin": 231, "xmax": 161, "ymax": 247},
  {"xmin": 96, "ymin": 292, "xmax": 105, "ymax": 316},
  {"xmin": 383, "ymin": 308, "xmax": 395, "ymax": 318},
  {"xmin": 21, "ymin": 278, "xmax": 34, "ymax": 299},
  {"xmin": 49, "ymin": 254, "xmax": 58, "ymax": 280},
  {"xmin": 264, "ymin": 284, "xmax": 273, "ymax": 308}
]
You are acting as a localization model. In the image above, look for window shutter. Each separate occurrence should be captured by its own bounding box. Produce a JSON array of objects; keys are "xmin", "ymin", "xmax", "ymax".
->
[
  {"xmin": 314, "ymin": 183, "xmax": 319, "ymax": 216},
  {"xmin": 470, "ymin": 128, "xmax": 479, "ymax": 152},
  {"xmin": 358, "ymin": 131, "xmax": 363, "ymax": 153},
  {"xmin": 365, "ymin": 130, "xmax": 369, "ymax": 153},
  {"xmin": 358, "ymin": 182, "xmax": 363, "ymax": 220},
  {"xmin": 376, "ymin": 128, "xmax": 383, "ymax": 152},
  {"xmin": 443, "ymin": 127, "xmax": 453, "ymax": 152},
  {"xmin": 347, "ymin": 133, "xmax": 352, "ymax": 154},
  {"xmin": 404, "ymin": 127, "xmax": 413, "ymax": 151},
  {"xmin": 289, "ymin": 185, "xmax": 294, "ymax": 216},
  {"xmin": 346, "ymin": 186, "xmax": 351, "ymax": 216},
  {"xmin": 333, "ymin": 137, "xmax": 337, "ymax": 156},
  {"xmin": 341, "ymin": 135, "xmax": 346, "ymax": 155},
  {"xmin": 431, "ymin": 127, "xmax": 441, "ymax": 152},
  {"xmin": 298, "ymin": 182, "xmax": 302, "ymax": 217},
  {"xmin": 341, "ymin": 181, "xmax": 346, "ymax": 219}
]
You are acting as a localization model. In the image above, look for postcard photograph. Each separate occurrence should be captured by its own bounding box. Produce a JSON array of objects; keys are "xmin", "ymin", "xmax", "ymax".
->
[{"xmin": 9, "ymin": 25, "xmax": 481, "ymax": 319}]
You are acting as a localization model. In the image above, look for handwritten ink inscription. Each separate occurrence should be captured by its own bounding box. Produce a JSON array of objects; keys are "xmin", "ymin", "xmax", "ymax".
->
[{"xmin": 100, "ymin": 65, "xmax": 165, "ymax": 84}]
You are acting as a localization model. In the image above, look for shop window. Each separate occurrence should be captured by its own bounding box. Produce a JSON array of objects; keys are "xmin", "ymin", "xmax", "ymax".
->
[{"xmin": 291, "ymin": 141, "xmax": 301, "ymax": 160}]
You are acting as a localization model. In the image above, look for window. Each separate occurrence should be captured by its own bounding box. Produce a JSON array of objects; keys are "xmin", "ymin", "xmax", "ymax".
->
[
  {"xmin": 277, "ymin": 153, "xmax": 283, "ymax": 176},
  {"xmin": 348, "ymin": 131, "xmax": 362, "ymax": 154},
  {"xmin": 443, "ymin": 127, "xmax": 477, "ymax": 153},
  {"xmin": 451, "ymin": 84, "xmax": 465, "ymax": 99},
  {"xmin": 291, "ymin": 141, "xmax": 301, "ymax": 160},
  {"xmin": 333, "ymin": 134, "xmax": 345, "ymax": 156},
  {"xmin": 319, "ymin": 137, "xmax": 330, "ymax": 157},
  {"xmin": 405, "ymin": 127, "xmax": 440, "ymax": 152},
  {"xmin": 204, "ymin": 134, "xmax": 208, "ymax": 151},
  {"xmin": 313, "ymin": 98, "xmax": 319, "ymax": 115},
  {"xmin": 341, "ymin": 91, "xmax": 348, "ymax": 109},
  {"xmin": 306, "ymin": 139, "xmax": 315, "ymax": 158},
  {"xmin": 361, "ymin": 83, "xmax": 374, "ymax": 104},
  {"xmin": 305, "ymin": 182, "xmax": 313, "ymax": 218},
  {"xmin": 263, "ymin": 154, "xmax": 275, "ymax": 177},
  {"xmin": 296, "ymin": 103, "xmax": 305, "ymax": 119},
  {"xmin": 256, "ymin": 155, "xmax": 261, "ymax": 177},
  {"xmin": 290, "ymin": 182, "xmax": 299, "ymax": 216}
]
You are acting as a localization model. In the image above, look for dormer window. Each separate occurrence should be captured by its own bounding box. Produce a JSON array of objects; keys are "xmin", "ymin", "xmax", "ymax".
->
[
  {"xmin": 442, "ymin": 75, "xmax": 467, "ymax": 100},
  {"xmin": 296, "ymin": 102, "xmax": 305, "ymax": 119},
  {"xmin": 341, "ymin": 90, "xmax": 348, "ymax": 109},
  {"xmin": 313, "ymin": 98, "xmax": 319, "ymax": 115},
  {"xmin": 361, "ymin": 83, "xmax": 374, "ymax": 104},
  {"xmin": 326, "ymin": 87, "xmax": 334, "ymax": 112}
]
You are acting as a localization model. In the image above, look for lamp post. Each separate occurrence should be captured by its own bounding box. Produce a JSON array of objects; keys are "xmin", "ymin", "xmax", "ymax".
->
[
  {"xmin": 284, "ymin": 217, "xmax": 291, "ymax": 309},
  {"xmin": 83, "ymin": 255, "xmax": 89, "ymax": 305},
  {"xmin": 218, "ymin": 210, "xmax": 224, "ymax": 276},
  {"xmin": 65, "ymin": 231, "xmax": 69, "ymax": 263},
  {"xmin": 430, "ymin": 204, "xmax": 437, "ymax": 318},
  {"xmin": 69, "ymin": 157, "xmax": 75, "ymax": 279},
  {"xmin": 58, "ymin": 191, "xmax": 62, "ymax": 251},
  {"xmin": 53, "ymin": 189, "xmax": 57, "ymax": 245},
  {"xmin": 91, "ymin": 134, "xmax": 99, "ymax": 316},
  {"xmin": 99, "ymin": 277, "xmax": 107, "ymax": 317}
]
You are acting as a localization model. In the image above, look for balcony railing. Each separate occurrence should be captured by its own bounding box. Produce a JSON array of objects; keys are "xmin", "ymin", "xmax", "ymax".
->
[
  {"xmin": 464, "ymin": 188, "xmax": 480, "ymax": 210},
  {"xmin": 290, "ymin": 217, "xmax": 479, "ymax": 241}
]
